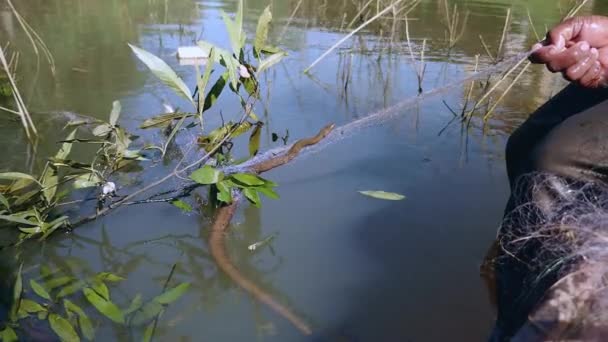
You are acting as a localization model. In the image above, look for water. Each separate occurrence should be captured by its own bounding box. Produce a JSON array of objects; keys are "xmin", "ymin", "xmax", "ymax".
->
[{"xmin": 0, "ymin": 0, "xmax": 604, "ymax": 341}]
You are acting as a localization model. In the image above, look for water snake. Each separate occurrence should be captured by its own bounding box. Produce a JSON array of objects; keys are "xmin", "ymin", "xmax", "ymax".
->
[{"xmin": 209, "ymin": 124, "xmax": 335, "ymax": 336}]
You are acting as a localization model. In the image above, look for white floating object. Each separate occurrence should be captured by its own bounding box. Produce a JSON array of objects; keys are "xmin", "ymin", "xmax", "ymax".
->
[
  {"xmin": 177, "ymin": 46, "xmax": 208, "ymax": 66},
  {"xmin": 102, "ymin": 182, "xmax": 116, "ymax": 195}
]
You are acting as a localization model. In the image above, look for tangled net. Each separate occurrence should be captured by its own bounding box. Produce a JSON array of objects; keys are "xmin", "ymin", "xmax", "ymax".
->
[{"xmin": 497, "ymin": 172, "xmax": 608, "ymax": 337}]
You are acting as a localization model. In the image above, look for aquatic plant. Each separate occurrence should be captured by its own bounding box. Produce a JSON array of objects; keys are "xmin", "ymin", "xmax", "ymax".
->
[{"xmin": 0, "ymin": 261, "xmax": 189, "ymax": 342}]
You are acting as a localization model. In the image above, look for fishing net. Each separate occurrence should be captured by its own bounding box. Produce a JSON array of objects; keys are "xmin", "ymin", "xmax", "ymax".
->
[{"xmin": 498, "ymin": 171, "xmax": 608, "ymax": 329}]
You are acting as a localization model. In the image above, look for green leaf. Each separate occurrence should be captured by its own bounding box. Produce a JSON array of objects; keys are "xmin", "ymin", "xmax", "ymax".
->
[
  {"xmin": 202, "ymin": 71, "xmax": 228, "ymax": 112},
  {"xmin": 38, "ymin": 310, "xmax": 48, "ymax": 320},
  {"xmin": 49, "ymin": 313, "xmax": 80, "ymax": 342},
  {"xmin": 73, "ymin": 173, "xmax": 101, "ymax": 189},
  {"xmin": 231, "ymin": 173, "xmax": 265, "ymax": 186},
  {"xmin": 171, "ymin": 200, "xmax": 192, "ymax": 213},
  {"xmin": 190, "ymin": 166, "xmax": 224, "ymax": 185},
  {"xmin": 57, "ymin": 281, "xmax": 86, "ymax": 298},
  {"xmin": 30, "ymin": 279, "xmax": 51, "ymax": 301},
  {"xmin": 123, "ymin": 293, "xmax": 143, "ymax": 315},
  {"xmin": 220, "ymin": 52, "xmax": 240, "ymax": 90},
  {"xmin": 197, "ymin": 47, "xmax": 216, "ymax": 117},
  {"xmin": 91, "ymin": 281, "xmax": 110, "ymax": 301},
  {"xmin": 92, "ymin": 124, "xmax": 113, "ymax": 137},
  {"xmin": 221, "ymin": 0, "xmax": 244, "ymax": 55},
  {"xmin": 0, "ymin": 327, "xmax": 18, "ymax": 342},
  {"xmin": 248, "ymin": 123, "xmax": 262, "ymax": 157},
  {"xmin": 45, "ymin": 276, "xmax": 76, "ymax": 290},
  {"xmin": 216, "ymin": 181, "xmax": 233, "ymax": 204},
  {"xmin": 258, "ymin": 52, "xmax": 286, "ymax": 73},
  {"xmin": 128, "ymin": 44, "xmax": 194, "ymax": 107},
  {"xmin": 19, "ymin": 299, "xmax": 46, "ymax": 313},
  {"xmin": 140, "ymin": 113, "xmax": 192, "ymax": 129},
  {"xmin": 130, "ymin": 301, "xmax": 163, "ymax": 326},
  {"xmin": 143, "ymin": 322, "xmax": 155, "ymax": 342},
  {"xmin": 257, "ymin": 186, "xmax": 279, "ymax": 200},
  {"xmin": 10, "ymin": 264, "xmax": 23, "ymax": 322},
  {"xmin": 64, "ymin": 299, "xmax": 95, "ymax": 341},
  {"xmin": 0, "ymin": 192, "xmax": 10, "ymax": 210},
  {"xmin": 243, "ymin": 188, "xmax": 261, "ymax": 207},
  {"xmin": 254, "ymin": 6, "xmax": 273, "ymax": 55},
  {"xmin": 40, "ymin": 167, "xmax": 59, "ymax": 204},
  {"xmin": 0, "ymin": 172, "xmax": 39, "ymax": 183},
  {"xmin": 0, "ymin": 214, "xmax": 36, "ymax": 226},
  {"xmin": 109, "ymin": 100, "xmax": 121, "ymax": 127},
  {"xmin": 83, "ymin": 288, "xmax": 125, "ymax": 324},
  {"xmin": 55, "ymin": 129, "xmax": 78, "ymax": 161},
  {"xmin": 95, "ymin": 273, "xmax": 125, "ymax": 283},
  {"xmin": 358, "ymin": 191, "xmax": 406, "ymax": 201},
  {"xmin": 153, "ymin": 283, "xmax": 190, "ymax": 305}
]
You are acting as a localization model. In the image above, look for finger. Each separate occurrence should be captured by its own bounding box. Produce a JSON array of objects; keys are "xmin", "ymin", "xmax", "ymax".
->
[
  {"xmin": 546, "ymin": 17, "xmax": 582, "ymax": 50},
  {"xmin": 579, "ymin": 61, "xmax": 603, "ymax": 88},
  {"xmin": 546, "ymin": 41, "xmax": 591, "ymax": 72},
  {"xmin": 564, "ymin": 48, "xmax": 598, "ymax": 82}
]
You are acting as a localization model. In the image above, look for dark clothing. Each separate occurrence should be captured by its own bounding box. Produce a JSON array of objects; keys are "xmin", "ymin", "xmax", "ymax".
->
[{"xmin": 493, "ymin": 84, "xmax": 608, "ymax": 340}]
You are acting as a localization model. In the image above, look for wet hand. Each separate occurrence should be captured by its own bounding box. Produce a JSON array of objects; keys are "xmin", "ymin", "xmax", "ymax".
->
[{"xmin": 529, "ymin": 16, "xmax": 608, "ymax": 88}]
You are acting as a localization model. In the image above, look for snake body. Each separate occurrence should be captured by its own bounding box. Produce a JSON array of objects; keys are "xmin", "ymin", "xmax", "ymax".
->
[{"xmin": 209, "ymin": 124, "xmax": 335, "ymax": 336}]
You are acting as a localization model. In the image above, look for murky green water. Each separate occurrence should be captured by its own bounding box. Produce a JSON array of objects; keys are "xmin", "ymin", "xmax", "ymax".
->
[{"xmin": 0, "ymin": 0, "xmax": 605, "ymax": 341}]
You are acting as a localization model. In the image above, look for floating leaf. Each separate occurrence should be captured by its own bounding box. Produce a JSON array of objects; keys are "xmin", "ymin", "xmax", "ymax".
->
[
  {"xmin": 190, "ymin": 166, "xmax": 224, "ymax": 185},
  {"xmin": 358, "ymin": 191, "xmax": 406, "ymax": 201},
  {"xmin": 171, "ymin": 200, "xmax": 192, "ymax": 213},
  {"xmin": 19, "ymin": 299, "xmax": 46, "ymax": 313},
  {"xmin": 243, "ymin": 188, "xmax": 261, "ymax": 208},
  {"xmin": 49, "ymin": 313, "xmax": 80, "ymax": 342},
  {"xmin": 109, "ymin": 100, "xmax": 121, "ymax": 127},
  {"xmin": 123, "ymin": 293, "xmax": 143, "ymax": 315},
  {"xmin": 130, "ymin": 301, "xmax": 163, "ymax": 326},
  {"xmin": 154, "ymin": 283, "xmax": 190, "ymax": 305},
  {"xmin": 248, "ymin": 123, "xmax": 262, "ymax": 157},
  {"xmin": 30, "ymin": 279, "xmax": 51, "ymax": 301},
  {"xmin": 143, "ymin": 322, "xmax": 155, "ymax": 342},
  {"xmin": 95, "ymin": 273, "xmax": 125, "ymax": 283},
  {"xmin": 254, "ymin": 6, "xmax": 272, "ymax": 55},
  {"xmin": 83, "ymin": 288, "xmax": 125, "ymax": 324},
  {"xmin": 0, "ymin": 327, "xmax": 18, "ymax": 342},
  {"xmin": 128, "ymin": 44, "xmax": 194, "ymax": 107},
  {"xmin": 231, "ymin": 173, "xmax": 265, "ymax": 186},
  {"xmin": 64, "ymin": 299, "xmax": 95, "ymax": 341},
  {"xmin": 258, "ymin": 52, "xmax": 286, "ymax": 73}
]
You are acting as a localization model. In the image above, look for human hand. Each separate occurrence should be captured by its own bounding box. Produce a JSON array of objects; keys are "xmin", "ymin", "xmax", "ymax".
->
[{"xmin": 529, "ymin": 16, "xmax": 608, "ymax": 88}]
